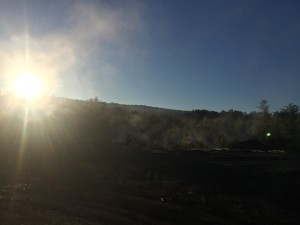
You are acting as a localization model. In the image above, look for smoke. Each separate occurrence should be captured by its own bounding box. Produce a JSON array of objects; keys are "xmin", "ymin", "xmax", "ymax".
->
[
  {"xmin": 69, "ymin": 1, "xmax": 144, "ymax": 44},
  {"xmin": 0, "ymin": 0, "xmax": 146, "ymax": 97}
]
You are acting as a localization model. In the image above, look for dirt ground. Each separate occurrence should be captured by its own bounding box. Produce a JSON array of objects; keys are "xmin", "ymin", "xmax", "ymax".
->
[{"xmin": 0, "ymin": 146, "xmax": 299, "ymax": 225}]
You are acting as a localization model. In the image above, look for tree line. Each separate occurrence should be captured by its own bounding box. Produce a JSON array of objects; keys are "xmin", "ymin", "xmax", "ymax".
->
[{"xmin": 0, "ymin": 96, "xmax": 299, "ymax": 151}]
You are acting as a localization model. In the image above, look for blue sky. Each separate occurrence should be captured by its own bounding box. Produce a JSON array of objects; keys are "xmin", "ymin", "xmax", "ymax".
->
[{"xmin": 0, "ymin": 0, "xmax": 299, "ymax": 112}]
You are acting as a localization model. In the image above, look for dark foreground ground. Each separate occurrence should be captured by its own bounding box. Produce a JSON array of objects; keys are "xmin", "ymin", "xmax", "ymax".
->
[{"xmin": 0, "ymin": 146, "xmax": 299, "ymax": 225}]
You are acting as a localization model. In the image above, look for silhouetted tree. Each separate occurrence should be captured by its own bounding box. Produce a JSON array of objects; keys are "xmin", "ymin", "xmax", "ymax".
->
[
  {"xmin": 256, "ymin": 100, "xmax": 272, "ymax": 142},
  {"xmin": 275, "ymin": 103, "xmax": 299, "ymax": 149},
  {"xmin": 258, "ymin": 99, "xmax": 269, "ymax": 116}
]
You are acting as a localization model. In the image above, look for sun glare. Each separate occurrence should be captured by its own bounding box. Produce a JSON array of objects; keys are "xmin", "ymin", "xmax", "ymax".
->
[{"xmin": 14, "ymin": 73, "xmax": 42, "ymax": 100}]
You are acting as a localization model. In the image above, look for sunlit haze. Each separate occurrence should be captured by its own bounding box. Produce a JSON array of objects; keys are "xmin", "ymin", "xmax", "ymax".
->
[
  {"xmin": 0, "ymin": 0, "xmax": 299, "ymax": 112},
  {"xmin": 14, "ymin": 73, "xmax": 42, "ymax": 100},
  {"xmin": 0, "ymin": 2, "xmax": 299, "ymax": 223}
]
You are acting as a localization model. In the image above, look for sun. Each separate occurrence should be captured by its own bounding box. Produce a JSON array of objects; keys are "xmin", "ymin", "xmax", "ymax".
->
[{"xmin": 14, "ymin": 73, "xmax": 43, "ymax": 100}]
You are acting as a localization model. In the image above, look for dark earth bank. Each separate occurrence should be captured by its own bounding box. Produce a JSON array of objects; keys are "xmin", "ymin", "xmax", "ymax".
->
[{"xmin": 0, "ymin": 146, "xmax": 300, "ymax": 225}]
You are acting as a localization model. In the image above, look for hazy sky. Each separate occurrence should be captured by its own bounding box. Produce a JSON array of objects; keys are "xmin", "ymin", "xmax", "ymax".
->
[{"xmin": 0, "ymin": 0, "xmax": 299, "ymax": 112}]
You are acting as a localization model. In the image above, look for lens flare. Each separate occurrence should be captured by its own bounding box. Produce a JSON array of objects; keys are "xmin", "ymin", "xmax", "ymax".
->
[{"xmin": 14, "ymin": 73, "xmax": 42, "ymax": 100}]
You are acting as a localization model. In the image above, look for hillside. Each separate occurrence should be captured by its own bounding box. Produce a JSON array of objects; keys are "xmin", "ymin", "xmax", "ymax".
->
[
  {"xmin": 0, "ymin": 95, "xmax": 299, "ymax": 224},
  {"xmin": 0, "ymin": 95, "xmax": 299, "ymax": 151}
]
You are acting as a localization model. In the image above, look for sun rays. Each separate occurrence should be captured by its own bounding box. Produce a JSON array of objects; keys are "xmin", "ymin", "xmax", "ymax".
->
[{"xmin": 14, "ymin": 73, "xmax": 43, "ymax": 100}]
